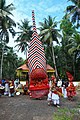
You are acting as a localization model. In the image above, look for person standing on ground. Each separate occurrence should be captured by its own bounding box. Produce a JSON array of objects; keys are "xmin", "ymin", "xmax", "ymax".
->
[
  {"xmin": 4, "ymin": 80, "xmax": 11, "ymax": 96},
  {"xmin": 47, "ymin": 88, "xmax": 52, "ymax": 106},
  {"xmin": 51, "ymin": 86, "xmax": 60, "ymax": 107},
  {"xmin": 62, "ymin": 82, "xmax": 67, "ymax": 98},
  {"xmin": 14, "ymin": 77, "xmax": 19, "ymax": 89}
]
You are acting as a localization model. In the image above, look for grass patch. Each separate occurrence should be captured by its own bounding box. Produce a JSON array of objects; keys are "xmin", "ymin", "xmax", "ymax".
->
[{"xmin": 53, "ymin": 107, "xmax": 79, "ymax": 120}]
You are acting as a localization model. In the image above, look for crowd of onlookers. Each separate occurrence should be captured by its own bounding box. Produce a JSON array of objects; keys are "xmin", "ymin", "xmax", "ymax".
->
[{"xmin": 0, "ymin": 78, "xmax": 28, "ymax": 97}]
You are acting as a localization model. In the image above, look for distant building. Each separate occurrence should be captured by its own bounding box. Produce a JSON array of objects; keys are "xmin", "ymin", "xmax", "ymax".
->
[{"xmin": 16, "ymin": 64, "xmax": 55, "ymax": 82}]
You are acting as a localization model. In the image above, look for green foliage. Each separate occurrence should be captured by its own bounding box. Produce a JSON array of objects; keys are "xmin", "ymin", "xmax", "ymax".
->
[
  {"xmin": 66, "ymin": 0, "xmax": 80, "ymax": 28},
  {"xmin": 0, "ymin": 44, "xmax": 24, "ymax": 79},
  {"xmin": 0, "ymin": 0, "xmax": 80, "ymax": 81},
  {"xmin": 0, "ymin": 0, "xmax": 16, "ymax": 79},
  {"xmin": 15, "ymin": 19, "xmax": 33, "ymax": 53},
  {"xmin": 39, "ymin": 16, "xmax": 61, "ymax": 79},
  {"xmin": 53, "ymin": 108, "xmax": 78, "ymax": 120},
  {"xmin": 60, "ymin": 16, "xmax": 76, "ymax": 36}
]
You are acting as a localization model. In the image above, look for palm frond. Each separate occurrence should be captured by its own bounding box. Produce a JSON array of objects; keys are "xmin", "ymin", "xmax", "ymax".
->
[
  {"xmin": 66, "ymin": 5, "xmax": 75, "ymax": 12},
  {"xmin": 68, "ymin": 47, "xmax": 77, "ymax": 54},
  {"xmin": 6, "ymin": 16, "xmax": 16, "ymax": 27},
  {"xmin": 40, "ymin": 29, "xmax": 49, "ymax": 35}
]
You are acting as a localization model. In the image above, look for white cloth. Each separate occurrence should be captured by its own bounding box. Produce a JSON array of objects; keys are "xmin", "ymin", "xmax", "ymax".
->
[
  {"xmin": 52, "ymin": 92, "xmax": 60, "ymax": 105},
  {"xmin": 49, "ymin": 80, "xmax": 52, "ymax": 88},
  {"xmin": 5, "ymin": 83, "xmax": 10, "ymax": 92},
  {"xmin": 52, "ymin": 99, "xmax": 59, "ymax": 105},
  {"xmin": 52, "ymin": 92, "xmax": 59, "ymax": 100},
  {"xmin": 57, "ymin": 80, "xmax": 62, "ymax": 87},
  {"xmin": 47, "ymin": 90, "xmax": 60, "ymax": 105},
  {"xmin": 47, "ymin": 91, "xmax": 52, "ymax": 101},
  {"xmin": 14, "ymin": 79, "xmax": 19, "ymax": 88},
  {"xmin": 4, "ymin": 83, "xmax": 10, "ymax": 96},
  {"xmin": 62, "ymin": 87, "xmax": 67, "ymax": 98}
]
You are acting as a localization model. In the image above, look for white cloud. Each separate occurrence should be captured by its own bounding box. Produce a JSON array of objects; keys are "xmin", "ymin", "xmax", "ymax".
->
[
  {"xmin": 46, "ymin": 4, "xmax": 64, "ymax": 13},
  {"xmin": 46, "ymin": 7, "xmax": 60, "ymax": 13}
]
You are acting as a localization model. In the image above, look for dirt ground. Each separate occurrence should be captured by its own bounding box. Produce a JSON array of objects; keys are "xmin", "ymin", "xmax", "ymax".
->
[{"xmin": 0, "ymin": 90, "xmax": 80, "ymax": 120}]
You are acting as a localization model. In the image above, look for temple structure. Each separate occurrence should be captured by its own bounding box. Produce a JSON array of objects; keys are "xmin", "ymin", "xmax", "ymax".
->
[{"xmin": 27, "ymin": 10, "xmax": 49, "ymax": 98}]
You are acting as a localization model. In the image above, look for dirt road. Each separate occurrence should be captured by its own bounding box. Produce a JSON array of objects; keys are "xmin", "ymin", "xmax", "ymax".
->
[{"xmin": 0, "ymin": 92, "xmax": 80, "ymax": 120}]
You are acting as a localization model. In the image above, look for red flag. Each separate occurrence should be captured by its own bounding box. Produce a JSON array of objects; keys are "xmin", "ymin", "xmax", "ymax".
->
[{"xmin": 66, "ymin": 72, "xmax": 74, "ymax": 81}]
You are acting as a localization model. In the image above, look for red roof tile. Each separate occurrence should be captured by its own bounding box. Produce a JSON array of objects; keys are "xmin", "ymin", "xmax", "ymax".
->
[{"xmin": 17, "ymin": 64, "xmax": 54, "ymax": 71}]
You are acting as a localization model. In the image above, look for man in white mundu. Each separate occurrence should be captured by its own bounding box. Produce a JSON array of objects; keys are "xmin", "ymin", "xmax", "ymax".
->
[{"xmin": 51, "ymin": 86, "xmax": 60, "ymax": 107}]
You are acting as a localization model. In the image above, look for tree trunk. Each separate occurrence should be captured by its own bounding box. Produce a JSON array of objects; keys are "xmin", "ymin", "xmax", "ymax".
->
[
  {"xmin": 73, "ymin": 54, "xmax": 76, "ymax": 79},
  {"xmin": 26, "ymin": 50, "xmax": 27, "ymax": 60},
  {"xmin": 51, "ymin": 42, "xmax": 59, "ymax": 80},
  {"xmin": 0, "ymin": 45, "xmax": 5, "ymax": 79}
]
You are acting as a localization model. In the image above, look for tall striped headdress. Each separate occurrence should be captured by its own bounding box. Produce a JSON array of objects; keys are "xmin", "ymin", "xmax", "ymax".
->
[{"xmin": 28, "ymin": 10, "xmax": 46, "ymax": 74}]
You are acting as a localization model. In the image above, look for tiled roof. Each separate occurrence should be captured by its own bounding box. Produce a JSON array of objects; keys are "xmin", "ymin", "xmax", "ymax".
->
[{"xmin": 17, "ymin": 64, "xmax": 54, "ymax": 71}]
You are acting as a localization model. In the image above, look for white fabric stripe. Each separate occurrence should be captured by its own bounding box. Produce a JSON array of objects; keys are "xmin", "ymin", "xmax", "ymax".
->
[
  {"xmin": 28, "ymin": 57, "xmax": 46, "ymax": 69},
  {"xmin": 28, "ymin": 10, "xmax": 46, "ymax": 73}
]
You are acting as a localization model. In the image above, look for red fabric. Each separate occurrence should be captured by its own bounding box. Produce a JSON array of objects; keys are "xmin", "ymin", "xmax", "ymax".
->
[
  {"xmin": 29, "ymin": 68, "xmax": 49, "ymax": 98},
  {"xmin": 29, "ymin": 84, "xmax": 49, "ymax": 91},
  {"xmin": 30, "ymin": 89, "xmax": 49, "ymax": 98},
  {"xmin": 58, "ymin": 88, "xmax": 62, "ymax": 93},
  {"xmin": 30, "ymin": 80, "xmax": 35, "ymax": 85},
  {"xmin": 51, "ymin": 76, "xmax": 55, "ymax": 81},
  {"xmin": 11, "ymin": 80, "xmax": 14, "ymax": 86},
  {"xmin": 66, "ymin": 83, "xmax": 76, "ymax": 97},
  {"xmin": 29, "ymin": 77, "xmax": 49, "ymax": 91},
  {"xmin": 67, "ymin": 91, "xmax": 76, "ymax": 97},
  {"xmin": 42, "ymin": 78, "xmax": 48, "ymax": 85},
  {"xmin": 0, "ymin": 80, "xmax": 2, "ymax": 84},
  {"xmin": 52, "ymin": 90, "xmax": 58, "ymax": 94},
  {"xmin": 26, "ymin": 81, "xmax": 28, "ymax": 87},
  {"xmin": 66, "ymin": 72, "xmax": 74, "ymax": 81},
  {"xmin": 10, "ymin": 88, "xmax": 14, "ymax": 93},
  {"xmin": 30, "ymin": 68, "xmax": 47, "ymax": 80}
]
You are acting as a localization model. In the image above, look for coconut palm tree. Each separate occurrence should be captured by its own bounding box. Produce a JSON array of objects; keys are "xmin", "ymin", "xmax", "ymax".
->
[
  {"xmin": 68, "ymin": 33, "xmax": 80, "ymax": 54},
  {"xmin": 66, "ymin": 0, "xmax": 80, "ymax": 27},
  {"xmin": 0, "ymin": 0, "xmax": 16, "ymax": 79},
  {"xmin": 15, "ymin": 19, "xmax": 33, "ymax": 59},
  {"xmin": 67, "ymin": 33, "xmax": 80, "ymax": 78},
  {"xmin": 60, "ymin": 15, "xmax": 76, "ymax": 36},
  {"xmin": 60, "ymin": 15, "xmax": 77, "ymax": 79},
  {"xmin": 39, "ymin": 16, "xmax": 61, "ymax": 79}
]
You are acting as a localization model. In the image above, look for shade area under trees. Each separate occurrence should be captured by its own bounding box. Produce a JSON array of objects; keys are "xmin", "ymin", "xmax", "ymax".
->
[{"xmin": 0, "ymin": 0, "xmax": 80, "ymax": 80}]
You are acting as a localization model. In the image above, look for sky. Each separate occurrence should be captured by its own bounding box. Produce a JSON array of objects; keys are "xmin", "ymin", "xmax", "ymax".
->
[{"xmin": 6, "ymin": 0, "xmax": 72, "ymax": 59}]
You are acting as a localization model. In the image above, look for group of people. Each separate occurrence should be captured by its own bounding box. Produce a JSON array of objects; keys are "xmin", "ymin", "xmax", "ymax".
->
[
  {"xmin": 0, "ymin": 78, "xmax": 25, "ymax": 97},
  {"xmin": 0, "ymin": 76, "xmax": 76, "ymax": 107},
  {"xmin": 47, "ymin": 76, "xmax": 76, "ymax": 107}
]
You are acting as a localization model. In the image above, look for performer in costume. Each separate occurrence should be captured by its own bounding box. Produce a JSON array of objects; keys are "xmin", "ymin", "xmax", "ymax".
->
[
  {"xmin": 66, "ymin": 72, "xmax": 76, "ymax": 100},
  {"xmin": 47, "ymin": 83, "xmax": 63, "ymax": 107},
  {"xmin": 66, "ymin": 82, "xmax": 76, "ymax": 100}
]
